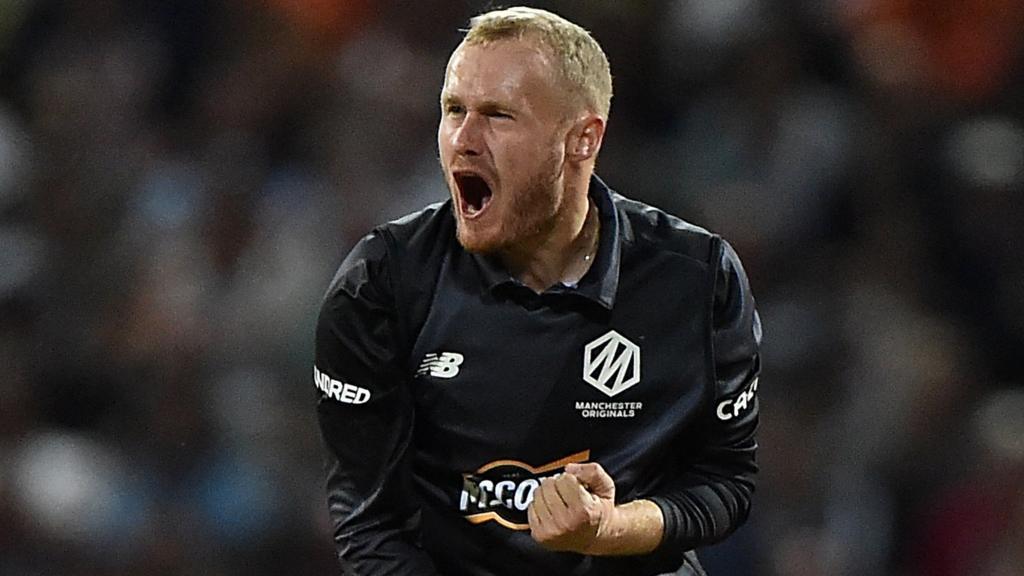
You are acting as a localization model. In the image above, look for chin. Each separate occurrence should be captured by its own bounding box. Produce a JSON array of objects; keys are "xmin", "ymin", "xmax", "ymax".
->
[
  {"xmin": 455, "ymin": 222, "xmax": 505, "ymax": 254},
  {"xmin": 456, "ymin": 229, "xmax": 496, "ymax": 254}
]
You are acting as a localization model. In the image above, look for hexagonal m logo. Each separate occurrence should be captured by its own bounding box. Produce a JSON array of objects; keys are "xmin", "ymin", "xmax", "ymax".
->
[{"xmin": 583, "ymin": 330, "xmax": 641, "ymax": 397}]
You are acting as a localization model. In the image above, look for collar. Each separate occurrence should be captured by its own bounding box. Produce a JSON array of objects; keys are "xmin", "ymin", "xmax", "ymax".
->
[{"xmin": 471, "ymin": 174, "xmax": 621, "ymax": 310}]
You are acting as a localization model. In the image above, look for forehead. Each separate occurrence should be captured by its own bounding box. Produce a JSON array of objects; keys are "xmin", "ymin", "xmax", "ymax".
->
[{"xmin": 442, "ymin": 39, "xmax": 561, "ymax": 106}]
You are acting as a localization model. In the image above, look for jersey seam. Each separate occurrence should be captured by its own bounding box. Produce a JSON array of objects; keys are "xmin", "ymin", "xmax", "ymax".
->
[
  {"xmin": 703, "ymin": 236, "xmax": 724, "ymax": 418},
  {"xmin": 377, "ymin": 226, "xmax": 412, "ymax": 366}
]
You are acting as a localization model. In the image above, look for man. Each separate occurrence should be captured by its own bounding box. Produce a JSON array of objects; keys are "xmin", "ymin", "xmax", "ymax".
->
[{"xmin": 314, "ymin": 7, "xmax": 761, "ymax": 575}]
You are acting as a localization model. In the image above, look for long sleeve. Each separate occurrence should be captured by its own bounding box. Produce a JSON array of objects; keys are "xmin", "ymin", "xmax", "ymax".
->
[
  {"xmin": 647, "ymin": 238, "xmax": 762, "ymax": 553},
  {"xmin": 314, "ymin": 231, "xmax": 439, "ymax": 575}
]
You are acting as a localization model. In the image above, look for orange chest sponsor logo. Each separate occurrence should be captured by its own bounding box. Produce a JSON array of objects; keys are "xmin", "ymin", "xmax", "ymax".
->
[{"xmin": 458, "ymin": 450, "xmax": 590, "ymax": 530}]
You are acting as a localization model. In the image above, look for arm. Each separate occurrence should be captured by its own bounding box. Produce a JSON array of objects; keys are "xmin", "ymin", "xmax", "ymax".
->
[
  {"xmin": 645, "ymin": 238, "xmax": 761, "ymax": 551},
  {"xmin": 315, "ymin": 232, "xmax": 439, "ymax": 575},
  {"xmin": 529, "ymin": 239, "xmax": 761, "ymax": 558}
]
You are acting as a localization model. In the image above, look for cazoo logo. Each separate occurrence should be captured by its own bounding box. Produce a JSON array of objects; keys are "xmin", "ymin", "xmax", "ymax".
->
[
  {"xmin": 717, "ymin": 377, "xmax": 759, "ymax": 421},
  {"xmin": 459, "ymin": 450, "xmax": 590, "ymax": 530}
]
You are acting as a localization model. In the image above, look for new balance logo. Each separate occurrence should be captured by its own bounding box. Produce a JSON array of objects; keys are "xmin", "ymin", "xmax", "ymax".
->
[
  {"xmin": 418, "ymin": 352, "xmax": 464, "ymax": 378},
  {"xmin": 583, "ymin": 330, "xmax": 640, "ymax": 397}
]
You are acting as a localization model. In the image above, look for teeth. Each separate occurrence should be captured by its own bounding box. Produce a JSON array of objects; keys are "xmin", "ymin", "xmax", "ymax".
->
[{"xmin": 467, "ymin": 192, "xmax": 491, "ymax": 216}]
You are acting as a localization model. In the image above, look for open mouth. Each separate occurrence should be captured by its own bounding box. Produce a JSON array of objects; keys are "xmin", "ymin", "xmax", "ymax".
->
[{"xmin": 454, "ymin": 172, "xmax": 494, "ymax": 218}]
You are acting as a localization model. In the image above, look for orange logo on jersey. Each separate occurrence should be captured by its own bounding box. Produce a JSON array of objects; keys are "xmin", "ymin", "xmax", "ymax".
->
[{"xmin": 458, "ymin": 450, "xmax": 591, "ymax": 530}]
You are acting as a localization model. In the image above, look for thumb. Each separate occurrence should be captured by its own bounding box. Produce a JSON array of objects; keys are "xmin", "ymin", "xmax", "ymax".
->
[{"xmin": 565, "ymin": 462, "xmax": 615, "ymax": 500}]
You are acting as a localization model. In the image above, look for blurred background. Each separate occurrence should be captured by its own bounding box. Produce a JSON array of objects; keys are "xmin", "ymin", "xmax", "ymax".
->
[{"xmin": 1, "ymin": 0, "xmax": 1022, "ymax": 574}]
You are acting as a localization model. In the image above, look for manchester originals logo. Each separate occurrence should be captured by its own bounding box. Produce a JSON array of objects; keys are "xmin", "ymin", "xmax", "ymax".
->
[
  {"xmin": 583, "ymin": 330, "xmax": 641, "ymax": 397},
  {"xmin": 459, "ymin": 450, "xmax": 590, "ymax": 530}
]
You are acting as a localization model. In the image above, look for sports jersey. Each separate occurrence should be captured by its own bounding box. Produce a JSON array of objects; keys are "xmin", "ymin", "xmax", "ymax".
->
[{"xmin": 314, "ymin": 175, "xmax": 762, "ymax": 575}]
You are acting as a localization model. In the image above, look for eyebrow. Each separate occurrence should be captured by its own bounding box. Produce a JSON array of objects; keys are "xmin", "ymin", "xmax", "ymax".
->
[
  {"xmin": 440, "ymin": 93, "xmax": 460, "ymax": 107},
  {"xmin": 440, "ymin": 93, "xmax": 514, "ymax": 114}
]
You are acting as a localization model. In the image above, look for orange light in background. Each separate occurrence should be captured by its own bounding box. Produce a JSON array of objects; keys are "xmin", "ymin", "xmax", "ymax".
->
[
  {"xmin": 841, "ymin": 0, "xmax": 1024, "ymax": 102},
  {"xmin": 261, "ymin": 0, "xmax": 376, "ymax": 52}
]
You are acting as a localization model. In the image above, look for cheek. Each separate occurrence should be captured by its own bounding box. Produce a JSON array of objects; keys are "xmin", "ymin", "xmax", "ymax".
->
[
  {"xmin": 530, "ymin": 133, "xmax": 565, "ymax": 164},
  {"xmin": 437, "ymin": 126, "xmax": 449, "ymax": 158},
  {"xmin": 498, "ymin": 137, "xmax": 550, "ymax": 169},
  {"xmin": 548, "ymin": 143, "xmax": 566, "ymax": 169},
  {"xmin": 530, "ymin": 142, "xmax": 564, "ymax": 179},
  {"xmin": 437, "ymin": 118, "xmax": 461, "ymax": 156}
]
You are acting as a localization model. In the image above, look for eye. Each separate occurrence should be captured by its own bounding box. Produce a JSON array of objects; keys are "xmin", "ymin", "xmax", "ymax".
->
[
  {"xmin": 488, "ymin": 111, "xmax": 513, "ymax": 120},
  {"xmin": 445, "ymin": 104, "xmax": 465, "ymax": 116}
]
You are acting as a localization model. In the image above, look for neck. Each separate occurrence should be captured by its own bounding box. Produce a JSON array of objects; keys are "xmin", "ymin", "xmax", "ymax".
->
[{"xmin": 501, "ymin": 180, "xmax": 599, "ymax": 294}]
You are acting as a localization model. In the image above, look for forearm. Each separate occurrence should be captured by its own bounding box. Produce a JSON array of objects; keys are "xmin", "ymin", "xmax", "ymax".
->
[
  {"xmin": 321, "ymin": 429, "xmax": 440, "ymax": 575},
  {"xmin": 647, "ymin": 458, "xmax": 756, "ymax": 551},
  {"xmin": 587, "ymin": 499, "xmax": 664, "ymax": 556}
]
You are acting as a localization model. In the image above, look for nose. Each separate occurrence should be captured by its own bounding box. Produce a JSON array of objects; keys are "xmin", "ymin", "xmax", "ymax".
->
[{"xmin": 450, "ymin": 112, "xmax": 484, "ymax": 156}]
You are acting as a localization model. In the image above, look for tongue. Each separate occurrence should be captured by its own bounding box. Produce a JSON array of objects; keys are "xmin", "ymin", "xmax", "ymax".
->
[
  {"xmin": 462, "ymin": 176, "xmax": 492, "ymax": 213},
  {"xmin": 470, "ymin": 192, "xmax": 492, "ymax": 214}
]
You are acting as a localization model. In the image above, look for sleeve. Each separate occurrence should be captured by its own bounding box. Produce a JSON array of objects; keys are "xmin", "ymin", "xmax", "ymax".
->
[
  {"xmin": 314, "ymin": 231, "xmax": 439, "ymax": 575},
  {"xmin": 646, "ymin": 238, "xmax": 762, "ymax": 554}
]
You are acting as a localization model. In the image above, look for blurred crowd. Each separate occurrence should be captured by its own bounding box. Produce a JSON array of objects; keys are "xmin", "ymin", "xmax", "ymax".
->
[{"xmin": 0, "ymin": 1, "xmax": 1022, "ymax": 575}]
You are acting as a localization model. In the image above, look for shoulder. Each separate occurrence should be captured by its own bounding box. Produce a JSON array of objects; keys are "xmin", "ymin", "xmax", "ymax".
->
[
  {"xmin": 323, "ymin": 200, "xmax": 454, "ymax": 302},
  {"xmin": 611, "ymin": 192, "xmax": 721, "ymax": 268},
  {"xmin": 376, "ymin": 200, "xmax": 455, "ymax": 255}
]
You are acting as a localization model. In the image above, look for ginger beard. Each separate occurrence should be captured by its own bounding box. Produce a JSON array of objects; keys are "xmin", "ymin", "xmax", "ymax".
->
[{"xmin": 444, "ymin": 147, "xmax": 567, "ymax": 255}]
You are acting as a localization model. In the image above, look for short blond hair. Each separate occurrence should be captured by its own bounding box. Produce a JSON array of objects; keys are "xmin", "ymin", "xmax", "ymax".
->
[{"xmin": 463, "ymin": 6, "xmax": 613, "ymax": 118}]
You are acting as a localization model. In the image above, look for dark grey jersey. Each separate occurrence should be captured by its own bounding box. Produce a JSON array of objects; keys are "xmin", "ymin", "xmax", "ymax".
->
[{"xmin": 314, "ymin": 176, "xmax": 762, "ymax": 575}]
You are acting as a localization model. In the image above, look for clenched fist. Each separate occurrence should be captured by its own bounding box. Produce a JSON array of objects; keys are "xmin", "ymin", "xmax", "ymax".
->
[
  {"xmin": 527, "ymin": 462, "xmax": 617, "ymax": 554},
  {"xmin": 527, "ymin": 461, "xmax": 665, "ymax": 556}
]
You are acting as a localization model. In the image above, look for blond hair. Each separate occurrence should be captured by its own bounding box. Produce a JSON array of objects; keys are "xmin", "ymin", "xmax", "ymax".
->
[{"xmin": 462, "ymin": 6, "xmax": 613, "ymax": 118}]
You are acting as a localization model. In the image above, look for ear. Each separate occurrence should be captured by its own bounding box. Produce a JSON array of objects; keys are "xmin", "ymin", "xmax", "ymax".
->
[{"xmin": 566, "ymin": 114, "xmax": 606, "ymax": 163}]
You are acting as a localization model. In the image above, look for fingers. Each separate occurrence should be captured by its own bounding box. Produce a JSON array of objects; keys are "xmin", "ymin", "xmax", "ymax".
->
[
  {"xmin": 528, "ymin": 474, "xmax": 560, "ymax": 546},
  {"xmin": 528, "ymin": 463, "xmax": 618, "ymax": 553},
  {"xmin": 529, "ymin": 475, "xmax": 557, "ymax": 527},
  {"xmin": 552, "ymin": 472, "xmax": 592, "ymax": 514},
  {"xmin": 529, "ymin": 473, "xmax": 593, "ymax": 547},
  {"xmin": 527, "ymin": 492, "xmax": 541, "ymax": 528},
  {"xmin": 565, "ymin": 462, "xmax": 615, "ymax": 500}
]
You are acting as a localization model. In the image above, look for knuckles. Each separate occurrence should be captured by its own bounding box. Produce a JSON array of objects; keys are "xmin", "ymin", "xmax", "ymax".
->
[{"xmin": 528, "ymin": 476, "xmax": 603, "ymax": 552}]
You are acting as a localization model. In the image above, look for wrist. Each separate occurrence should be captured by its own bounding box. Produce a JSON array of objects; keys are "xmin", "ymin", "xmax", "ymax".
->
[{"xmin": 586, "ymin": 499, "xmax": 664, "ymax": 556}]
